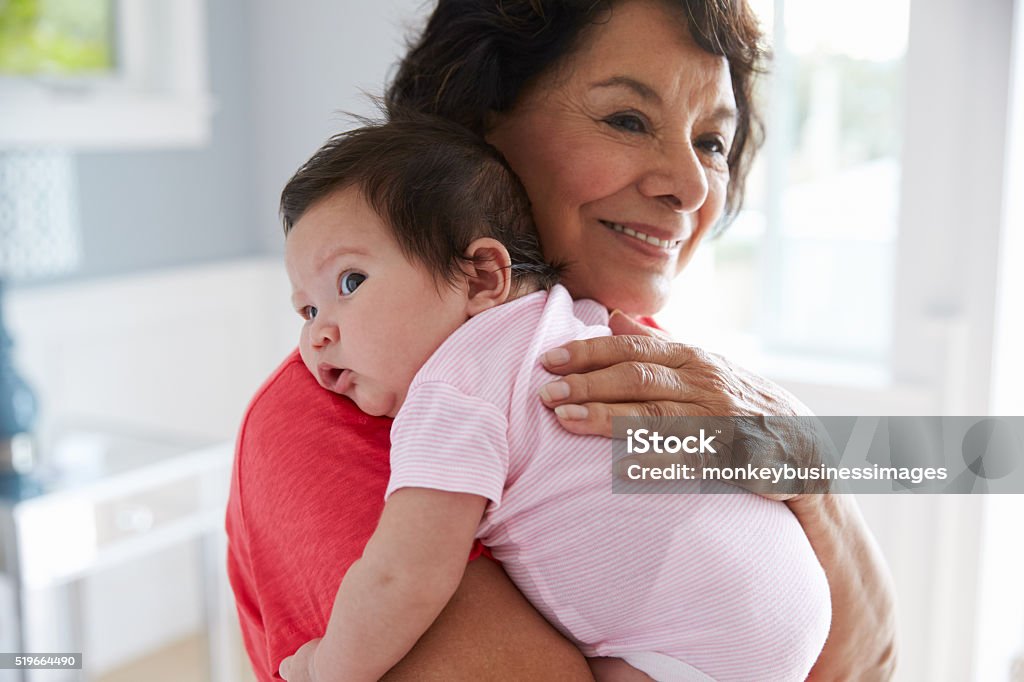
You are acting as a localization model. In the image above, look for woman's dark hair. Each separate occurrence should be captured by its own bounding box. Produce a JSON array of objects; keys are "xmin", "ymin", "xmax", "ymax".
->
[
  {"xmin": 280, "ymin": 113, "xmax": 561, "ymax": 291},
  {"xmin": 385, "ymin": 0, "xmax": 768, "ymax": 230}
]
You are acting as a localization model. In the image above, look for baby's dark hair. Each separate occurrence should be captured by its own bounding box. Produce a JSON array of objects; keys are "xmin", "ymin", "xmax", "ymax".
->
[{"xmin": 280, "ymin": 113, "xmax": 560, "ymax": 292}]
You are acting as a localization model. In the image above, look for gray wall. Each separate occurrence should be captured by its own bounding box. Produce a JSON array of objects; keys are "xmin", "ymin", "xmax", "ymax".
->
[
  {"xmin": 24, "ymin": 0, "xmax": 424, "ymax": 286},
  {"xmin": 247, "ymin": 0, "xmax": 425, "ymax": 254},
  {"xmin": 68, "ymin": 0, "xmax": 257, "ymax": 282}
]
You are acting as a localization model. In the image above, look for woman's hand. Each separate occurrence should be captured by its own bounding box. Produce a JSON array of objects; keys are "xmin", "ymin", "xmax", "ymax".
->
[
  {"xmin": 539, "ymin": 312, "xmax": 830, "ymax": 499},
  {"xmin": 540, "ymin": 312, "xmax": 813, "ymax": 428},
  {"xmin": 279, "ymin": 638, "xmax": 321, "ymax": 682}
]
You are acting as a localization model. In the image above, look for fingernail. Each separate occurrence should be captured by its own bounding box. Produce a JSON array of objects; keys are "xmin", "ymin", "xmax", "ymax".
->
[
  {"xmin": 554, "ymin": 404, "xmax": 589, "ymax": 421},
  {"xmin": 540, "ymin": 381, "xmax": 570, "ymax": 401},
  {"xmin": 542, "ymin": 348, "xmax": 570, "ymax": 367}
]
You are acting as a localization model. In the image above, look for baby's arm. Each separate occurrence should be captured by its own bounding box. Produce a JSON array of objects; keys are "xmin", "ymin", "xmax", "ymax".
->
[{"xmin": 289, "ymin": 487, "xmax": 487, "ymax": 682}]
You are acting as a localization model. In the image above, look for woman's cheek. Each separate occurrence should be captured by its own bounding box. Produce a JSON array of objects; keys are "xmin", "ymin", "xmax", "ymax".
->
[{"xmin": 706, "ymin": 169, "xmax": 729, "ymax": 221}]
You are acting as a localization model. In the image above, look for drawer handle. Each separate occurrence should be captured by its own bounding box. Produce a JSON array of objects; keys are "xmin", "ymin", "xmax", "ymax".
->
[{"xmin": 114, "ymin": 504, "xmax": 155, "ymax": 533}]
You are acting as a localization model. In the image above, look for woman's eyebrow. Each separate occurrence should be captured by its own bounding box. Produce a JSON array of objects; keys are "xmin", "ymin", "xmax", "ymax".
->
[
  {"xmin": 590, "ymin": 77, "xmax": 739, "ymax": 127},
  {"xmin": 590, "ymin": 76, "xmax": 661, "ymax": 103},
  {"xmin": 706, "ymin": 105, "xmax": 739, "ymax": 129}
]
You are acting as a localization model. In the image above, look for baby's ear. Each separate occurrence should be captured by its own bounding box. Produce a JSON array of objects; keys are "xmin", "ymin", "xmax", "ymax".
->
[{"xmin": 463, "ymin": 237, "xmax": 512, "ymax": 316}]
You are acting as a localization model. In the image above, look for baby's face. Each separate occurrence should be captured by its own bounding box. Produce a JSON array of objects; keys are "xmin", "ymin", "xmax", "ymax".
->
[{"xmin": 286, "ymin": 187, "xmax": 472, "ymax": 417}]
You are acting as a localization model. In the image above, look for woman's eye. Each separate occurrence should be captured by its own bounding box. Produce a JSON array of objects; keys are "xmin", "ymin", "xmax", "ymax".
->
[
  {"xmin": 604, "ymin": 112, "xmax": 649, "ymax": 134},
  {"xmin": 698, "ymin": 136, "xmax": 728, "ymax": 156},
  {"xmin": 300, "ymin": 305, "xmax": 318, "ymax": 321},
  {"xmin": 339, "ymin": 270, "xmax": 367, "ymax": 296}
]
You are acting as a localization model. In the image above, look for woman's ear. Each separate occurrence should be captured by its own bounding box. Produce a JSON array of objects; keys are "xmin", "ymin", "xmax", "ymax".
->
[{"xmin": 463, "ymin": 237, "xmax": 512, "ymax": 316}]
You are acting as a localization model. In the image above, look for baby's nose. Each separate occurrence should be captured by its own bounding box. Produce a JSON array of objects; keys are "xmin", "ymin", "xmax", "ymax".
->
[{"xmin": 310, "ymin": 316, "xmax": 340, "ymax": 348}]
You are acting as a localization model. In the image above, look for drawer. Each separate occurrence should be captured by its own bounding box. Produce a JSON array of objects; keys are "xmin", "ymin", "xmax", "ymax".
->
[
  {"xmin": 93, "ymin": 474, "xmax": 202, "ymax": 548},
  {"xmin": 9, "ymin": 439, "xmax": 232, "ymax": 589}
]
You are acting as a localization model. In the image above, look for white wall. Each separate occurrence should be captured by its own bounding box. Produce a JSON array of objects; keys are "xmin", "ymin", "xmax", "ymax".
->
[
  {"xmin": 975, "ymin": 1, "xmax": 1024, "ymax": 678},
  {"xmin": 890, "ymin": 0, "xmax": 1014, "ymax": 415},
  {"xmin": 7, "ymin": 260, "xmax": 293, "ymax": 444}
]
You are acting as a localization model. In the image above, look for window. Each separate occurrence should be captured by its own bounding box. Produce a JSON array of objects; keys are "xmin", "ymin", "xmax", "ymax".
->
[
  {"xmin": 0, "ymin": 0, "xmax": 212, "ymax": 149},
  {"xmin": 661, "ymin": 0, "xmax": 908, "ymax": 373},
  {"xmin": 659, "ymin": 0, "xmax": 1015, "ymax": 415},
  {"xmin": 0, "ymin": 0, "xmax": 116, "ymax": 76}
]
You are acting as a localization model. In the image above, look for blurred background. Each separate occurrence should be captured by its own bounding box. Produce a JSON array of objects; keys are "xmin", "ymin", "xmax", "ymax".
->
[{"xmin": 0, "ymin": 0, "xmax": 1021, "ymax": 680}]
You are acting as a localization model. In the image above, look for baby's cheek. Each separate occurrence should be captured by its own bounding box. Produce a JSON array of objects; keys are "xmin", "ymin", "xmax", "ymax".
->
[{"xmin": 297, "ymin": 335, "xmax": 316, "ymax": 376}]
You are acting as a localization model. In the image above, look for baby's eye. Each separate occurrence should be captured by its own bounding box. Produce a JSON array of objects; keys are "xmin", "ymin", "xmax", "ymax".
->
[
  {"xmin": 299, "ymin": 305, "xmax": 318, "ymax": 321},
  {"xmin": 604, "ymin": 112, "xmax": 649, "ymax": 134},
  {"xmin": 339, "ymin": 270, "xmax": 367, "ymax": 296}
]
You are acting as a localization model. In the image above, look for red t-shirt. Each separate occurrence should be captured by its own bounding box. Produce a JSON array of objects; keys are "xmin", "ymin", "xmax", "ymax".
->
[
  {"xmin": 227, "ymin": 322, "xmax": 653, "ymax": 679},
  {"xmin": 226, "ymin": 350, "xmax": 393, "ymax": 680}
]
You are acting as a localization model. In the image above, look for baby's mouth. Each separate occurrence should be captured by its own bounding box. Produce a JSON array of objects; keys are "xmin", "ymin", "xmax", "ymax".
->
[
  {"xmin": 317, "ymin": 364, "xmax": 350, "ymax": 393},
  {"xmin": 600, "ymin": 220, "xmax": 682, "ymax": 249}
]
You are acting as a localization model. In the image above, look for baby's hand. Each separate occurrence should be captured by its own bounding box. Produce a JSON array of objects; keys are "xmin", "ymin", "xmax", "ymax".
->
[{"xmin": 278, "ymin": 638, "xmax": 322, "ymax": 682}]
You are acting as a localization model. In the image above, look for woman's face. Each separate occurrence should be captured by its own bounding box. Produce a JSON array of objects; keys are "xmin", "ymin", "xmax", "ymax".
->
[{"xmin": 487, "ymin": 0, "xmax": 737, "ymax": 315}]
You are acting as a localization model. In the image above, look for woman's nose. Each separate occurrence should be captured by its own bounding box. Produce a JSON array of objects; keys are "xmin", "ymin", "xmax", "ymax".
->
[{"xmin": 637, "ymin": 140, "xmax": 709, "ymax": 213}]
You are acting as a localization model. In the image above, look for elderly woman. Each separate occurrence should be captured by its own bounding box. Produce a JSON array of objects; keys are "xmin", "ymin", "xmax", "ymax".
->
[{"xmin": 226, "ymin": 0, "xmax": 897, "ymax": 679}]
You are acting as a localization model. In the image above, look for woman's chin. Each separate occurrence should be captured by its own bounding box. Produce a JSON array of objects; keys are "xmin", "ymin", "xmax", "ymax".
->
[{"xmin": 570, "ymin": 281, "xmax": 670, "ymax": 318}]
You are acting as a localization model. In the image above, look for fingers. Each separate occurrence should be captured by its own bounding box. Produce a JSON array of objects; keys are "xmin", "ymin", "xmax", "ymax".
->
[
  {"xmin": 540, "ymin": 363, "xmax": 701, "ymax": 407},
  {"xmin": 551, "ymin": 400, "xmax": 709, "ymax": 438},
  {"xmin": 541, "ymin": 334, "xmax": 703, "ymax": 376}
]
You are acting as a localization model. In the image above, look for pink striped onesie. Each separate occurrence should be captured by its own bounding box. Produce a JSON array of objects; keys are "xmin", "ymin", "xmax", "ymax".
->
[{"xmin": 387, "ymin": 285, "xmax": 831, "ymax": 682}]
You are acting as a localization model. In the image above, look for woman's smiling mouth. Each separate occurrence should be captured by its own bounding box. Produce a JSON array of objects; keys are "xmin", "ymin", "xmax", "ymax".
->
[{"xmin": 599, "ymin": 220, "xmax": 684, "ymax": 249}]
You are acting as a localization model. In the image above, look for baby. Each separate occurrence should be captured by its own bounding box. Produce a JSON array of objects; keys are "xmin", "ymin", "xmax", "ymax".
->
[{"xmin": 279, "ymin": 116, "xmax": 831, "ymax": 682}]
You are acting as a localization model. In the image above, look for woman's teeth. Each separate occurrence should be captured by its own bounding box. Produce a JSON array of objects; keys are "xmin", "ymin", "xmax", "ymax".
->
[{"xmin": 602, "ymin": 221, "xmax": 678, "ymax": 248}]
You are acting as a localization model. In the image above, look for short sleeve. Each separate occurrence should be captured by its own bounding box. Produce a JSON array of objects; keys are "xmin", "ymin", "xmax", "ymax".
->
[{"xmin": 387, "ymin": 381, "xmax": 510, "ymax": 509}]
